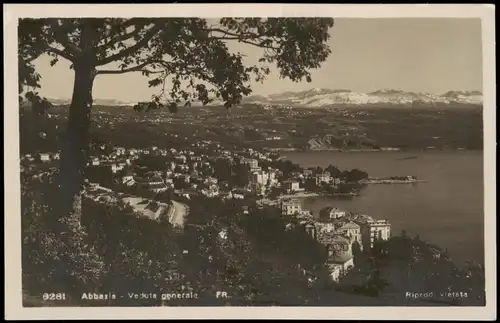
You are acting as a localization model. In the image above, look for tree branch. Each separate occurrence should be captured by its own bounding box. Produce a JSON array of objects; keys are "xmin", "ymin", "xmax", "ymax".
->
[
  {"xmin": 48, "ymin": 20, "xmax": 82, "ymax": 56},
  {"xmin": 96, "ymin": 24, "xmax": 162, "ymax": 66},
  {"xmin": 95, "ymin": 61, "xmax": 160, "ymax": 75},
  {"xmin": 46, "ymin": 45, "xmax": 74, "ymax": 61},
  {"xmin": 212, "ymin": 36, "xmax": 279, "ymax": 50},
  {"xmin": 96, "ymin": 19, "xmax": 148, "ymax": 49},
  {"xmin": 99, "ymin": 27, "xmax": 142, "ymax": 48},
  {"xmin": 204, "ymin": 27, "xmax": 279, "ymax": 50}
]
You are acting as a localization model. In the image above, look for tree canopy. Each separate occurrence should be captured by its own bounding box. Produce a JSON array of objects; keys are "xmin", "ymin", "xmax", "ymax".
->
[{"xmin": 19, "ymin": 18, "xmax": 335, "ymax": 111}]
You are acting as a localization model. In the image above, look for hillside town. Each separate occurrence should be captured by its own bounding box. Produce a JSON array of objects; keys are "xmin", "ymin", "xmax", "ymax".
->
[{"xmin": 21, "ymin": 141, "xmax": 393, "ymax": 284}]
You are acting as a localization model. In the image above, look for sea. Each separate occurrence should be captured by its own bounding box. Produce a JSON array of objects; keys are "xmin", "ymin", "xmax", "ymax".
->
[{"xmin": 282, "ymin": 151, "xmax": 485, "ymax": 266}]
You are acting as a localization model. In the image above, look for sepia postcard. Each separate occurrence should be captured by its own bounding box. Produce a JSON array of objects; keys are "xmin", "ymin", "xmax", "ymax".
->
[{"xmin": 4, "ymin": 3, "xmax": 496, "ymax": 321}]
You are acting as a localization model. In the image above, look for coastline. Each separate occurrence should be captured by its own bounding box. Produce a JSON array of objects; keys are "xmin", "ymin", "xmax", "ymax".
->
[
  {"xmin": 361, "ymin": 179, "xmax": 427, "ymax": 184},
  {"xmin": 279, "ymin": 192, "xmax": 358, "ymax": 199},
  {"xmin": 265, "ymin": 148, "xmax": 483, "ymax": 153}
]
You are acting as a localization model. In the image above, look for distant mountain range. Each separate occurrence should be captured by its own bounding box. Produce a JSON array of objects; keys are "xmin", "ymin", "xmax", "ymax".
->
[
  {"xmin": 242, "ymin": 89, "xmax": 483, "ymax": 107},
  {"xmin": 46, "ymin": 88, "xmax": 483, "ymax": 108},
  {"xmin": 47, "ymin": 97, "xmax": 136, "ymax": 106}
]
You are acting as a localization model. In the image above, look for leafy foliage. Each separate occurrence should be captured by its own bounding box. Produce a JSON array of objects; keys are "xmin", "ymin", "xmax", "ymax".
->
[
  {"xmin": 18, "ymin": 18, "xmax": 334, "ymax": 110},
  {"xmin": 19, "ymin": 17, "xmax": 337, "ymax": 304},
  {"xmin": 21, "ymin": 172, "xmax": 107, "ymax": 299}
]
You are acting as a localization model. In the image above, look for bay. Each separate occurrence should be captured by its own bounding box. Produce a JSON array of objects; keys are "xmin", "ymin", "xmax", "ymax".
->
[{"xmin": 282, "ymin": 151, "xmax": 484, "ymax": 265}]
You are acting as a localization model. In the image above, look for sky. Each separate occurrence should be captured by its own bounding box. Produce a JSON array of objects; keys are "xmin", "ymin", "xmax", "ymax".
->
[{"xmin": 31, "ymin": 18, "xmax": 483, "ymax": 102}]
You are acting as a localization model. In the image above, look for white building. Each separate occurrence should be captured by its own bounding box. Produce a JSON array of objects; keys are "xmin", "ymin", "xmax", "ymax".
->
[
  {"xmin": 232, "ymin": 193, "xmax": 244, "ymax": 199},
  {"xmin": 321, "ymin": 234, "xmax": 355, "ymax": 281},
  {"xmin": 250, "ymin": 183, "xmax": 266, "ymax": 196},
  {"xmin": 316, "ymin": 221, "xmax": 336, "ymax": 233},
  {"xmin": 204, "ymin": 176, "xmax": 218, "ymax": 185},
  {"xmin": 357, "ymin": 219, "xmax": 391, "ymax": 249},
  {"xmin": 316, "ymin": 172, "xmax": 331, "ymax": 185},
  {"xmin": 111, "ymin": 163, "xmax": 124, "ymax": 173},
  {"xmin": 39, "ymin": 153, "xmax": 51, "ymax": 162},
  {"xmin": 251, "ymin": 171, "xmax": 269, "ymax": 186},
  {"xmin": 281, "ymin": 198, "xmax": 302, "ymax": 216},
  {"xmin": 338, "ymin": 221, "xmax": 363, "ymax": 251},
  {"xmin": 319, "ymin": 207, "xmax": 346, "ymax": 220},
  {"xmin": 283, "ymin": 180, "xmax": 302, "ymax": 193}
]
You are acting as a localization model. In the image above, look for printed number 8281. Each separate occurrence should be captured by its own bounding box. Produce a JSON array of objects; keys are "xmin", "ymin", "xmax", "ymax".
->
[{"xmin": 42, "ymin": 293, "xmax": 66, "ymax": 301}]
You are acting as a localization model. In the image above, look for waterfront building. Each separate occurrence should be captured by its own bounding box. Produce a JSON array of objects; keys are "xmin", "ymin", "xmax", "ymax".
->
[
  {"xmin": 303, "ymin": 169, "xmax": 314, "ymax": 178},
  {"xmin": 315, "ymin": 172, "xmax": 331, "ymax": 185},
  {"xmin": 283, "ymin": 179, "xmax": 302, "ymax": 193}
]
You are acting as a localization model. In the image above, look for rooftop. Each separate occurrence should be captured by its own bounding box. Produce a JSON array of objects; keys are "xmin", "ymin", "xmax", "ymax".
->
[
  {"xmin": 340, "ymin": 221, "xmax": 360, "ymax": 230},
  {"xmin": 328, "ymin": 254, "xmax": 353, "ymax": 264}
]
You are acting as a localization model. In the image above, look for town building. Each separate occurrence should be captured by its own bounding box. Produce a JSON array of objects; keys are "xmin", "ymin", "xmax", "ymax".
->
[
  {"xmin": 38, "ymin": 153, "xmax": 51, "ymax": 162},
  {"xmin": 338, "ymin": 221, "xmax": 363, "ymax": 251},
  {"xmin": 319, "ymin": 206, "xmax": 346, "ymax": 220},
  {"xmin": 332, "ymin": 177, "xmax": 342, "ymax": 186},
  {"xmin": 304, "ymin": 222, "xmax": 317, "ymax": 239},
  {"xmin": 430, "ymin": 247, "xmax": 442, "ymax": 260},
  {"xmin": 356, "ymin": 218, "xmax": 391, "ymax": 249},
  {"xmin": 250, "ymin": 183, "xmax": 266, "ymax": 196},
  {"xmin": 251, "ymin": 171, "xmax": 269, "ymax": 186},
  {"xmin": 315, "ymin": 220, "xmax": 336, "ymax": 234},
  {"xmin": 303, "ymin": 169, "xmax": 314, "ymax": 178},
  {"xmin": 320, "ymin": 234, "xmax": 355, "ymax": 281},
  {"xmin": 281, "ymin": 198, "xmax": 302, "ymax": 216},
  {"xmin": 149, "ymin": 183, "xmax": 169, "ymax": 193},
  {"xmin": 241, "ymin": 157, "xmax": 259, "ymax": 170},
  {"xmin": 316, "ymin": 172, "xmax": 331, "ymax": 185},
  {"xmin": 283, "ymin": 180, "xmax": 302, "ymax": 193}
]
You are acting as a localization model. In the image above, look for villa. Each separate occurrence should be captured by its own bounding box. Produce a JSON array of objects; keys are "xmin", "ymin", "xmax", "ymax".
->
[
  {"xmin": 281, "ymin": 198, "xmax": 302, "ymax": 216},
  {"xmin": 319, "ymin": 206, "xmax": 346, "ymax": 220}
]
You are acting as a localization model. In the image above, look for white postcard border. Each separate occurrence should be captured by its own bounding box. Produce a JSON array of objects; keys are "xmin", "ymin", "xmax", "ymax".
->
[{"xmin": 4, "ymin": 3, "xmax": 496, "ymax": 320}]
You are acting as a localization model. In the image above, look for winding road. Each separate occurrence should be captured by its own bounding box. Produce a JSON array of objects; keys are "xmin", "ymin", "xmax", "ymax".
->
[
  {"xmin": 86, "ymin": 182, "xmax": 189, "ymax": 228},
  {"xmin": 167, "ymin": 200, "xmax": 189, "ymax": 228}
]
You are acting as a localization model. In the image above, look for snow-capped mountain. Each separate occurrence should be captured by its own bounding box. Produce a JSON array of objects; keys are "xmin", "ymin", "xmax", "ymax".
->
[
  {"xmin": 46, "ymin": 88, "xmax": 482, "ymax": 108},
  {"xmin": 243, "ymin": 88, "xmax": 483, "ymax": 107},
  {"xmin": 441, "ymin": 91, "xmax": 483, "ymax": 105}
]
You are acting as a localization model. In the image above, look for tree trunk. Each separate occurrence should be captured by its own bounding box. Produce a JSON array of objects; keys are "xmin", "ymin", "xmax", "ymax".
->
[{"xmin": 57, "ymin": 60, "xmax": 96, "ymax": 224}]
